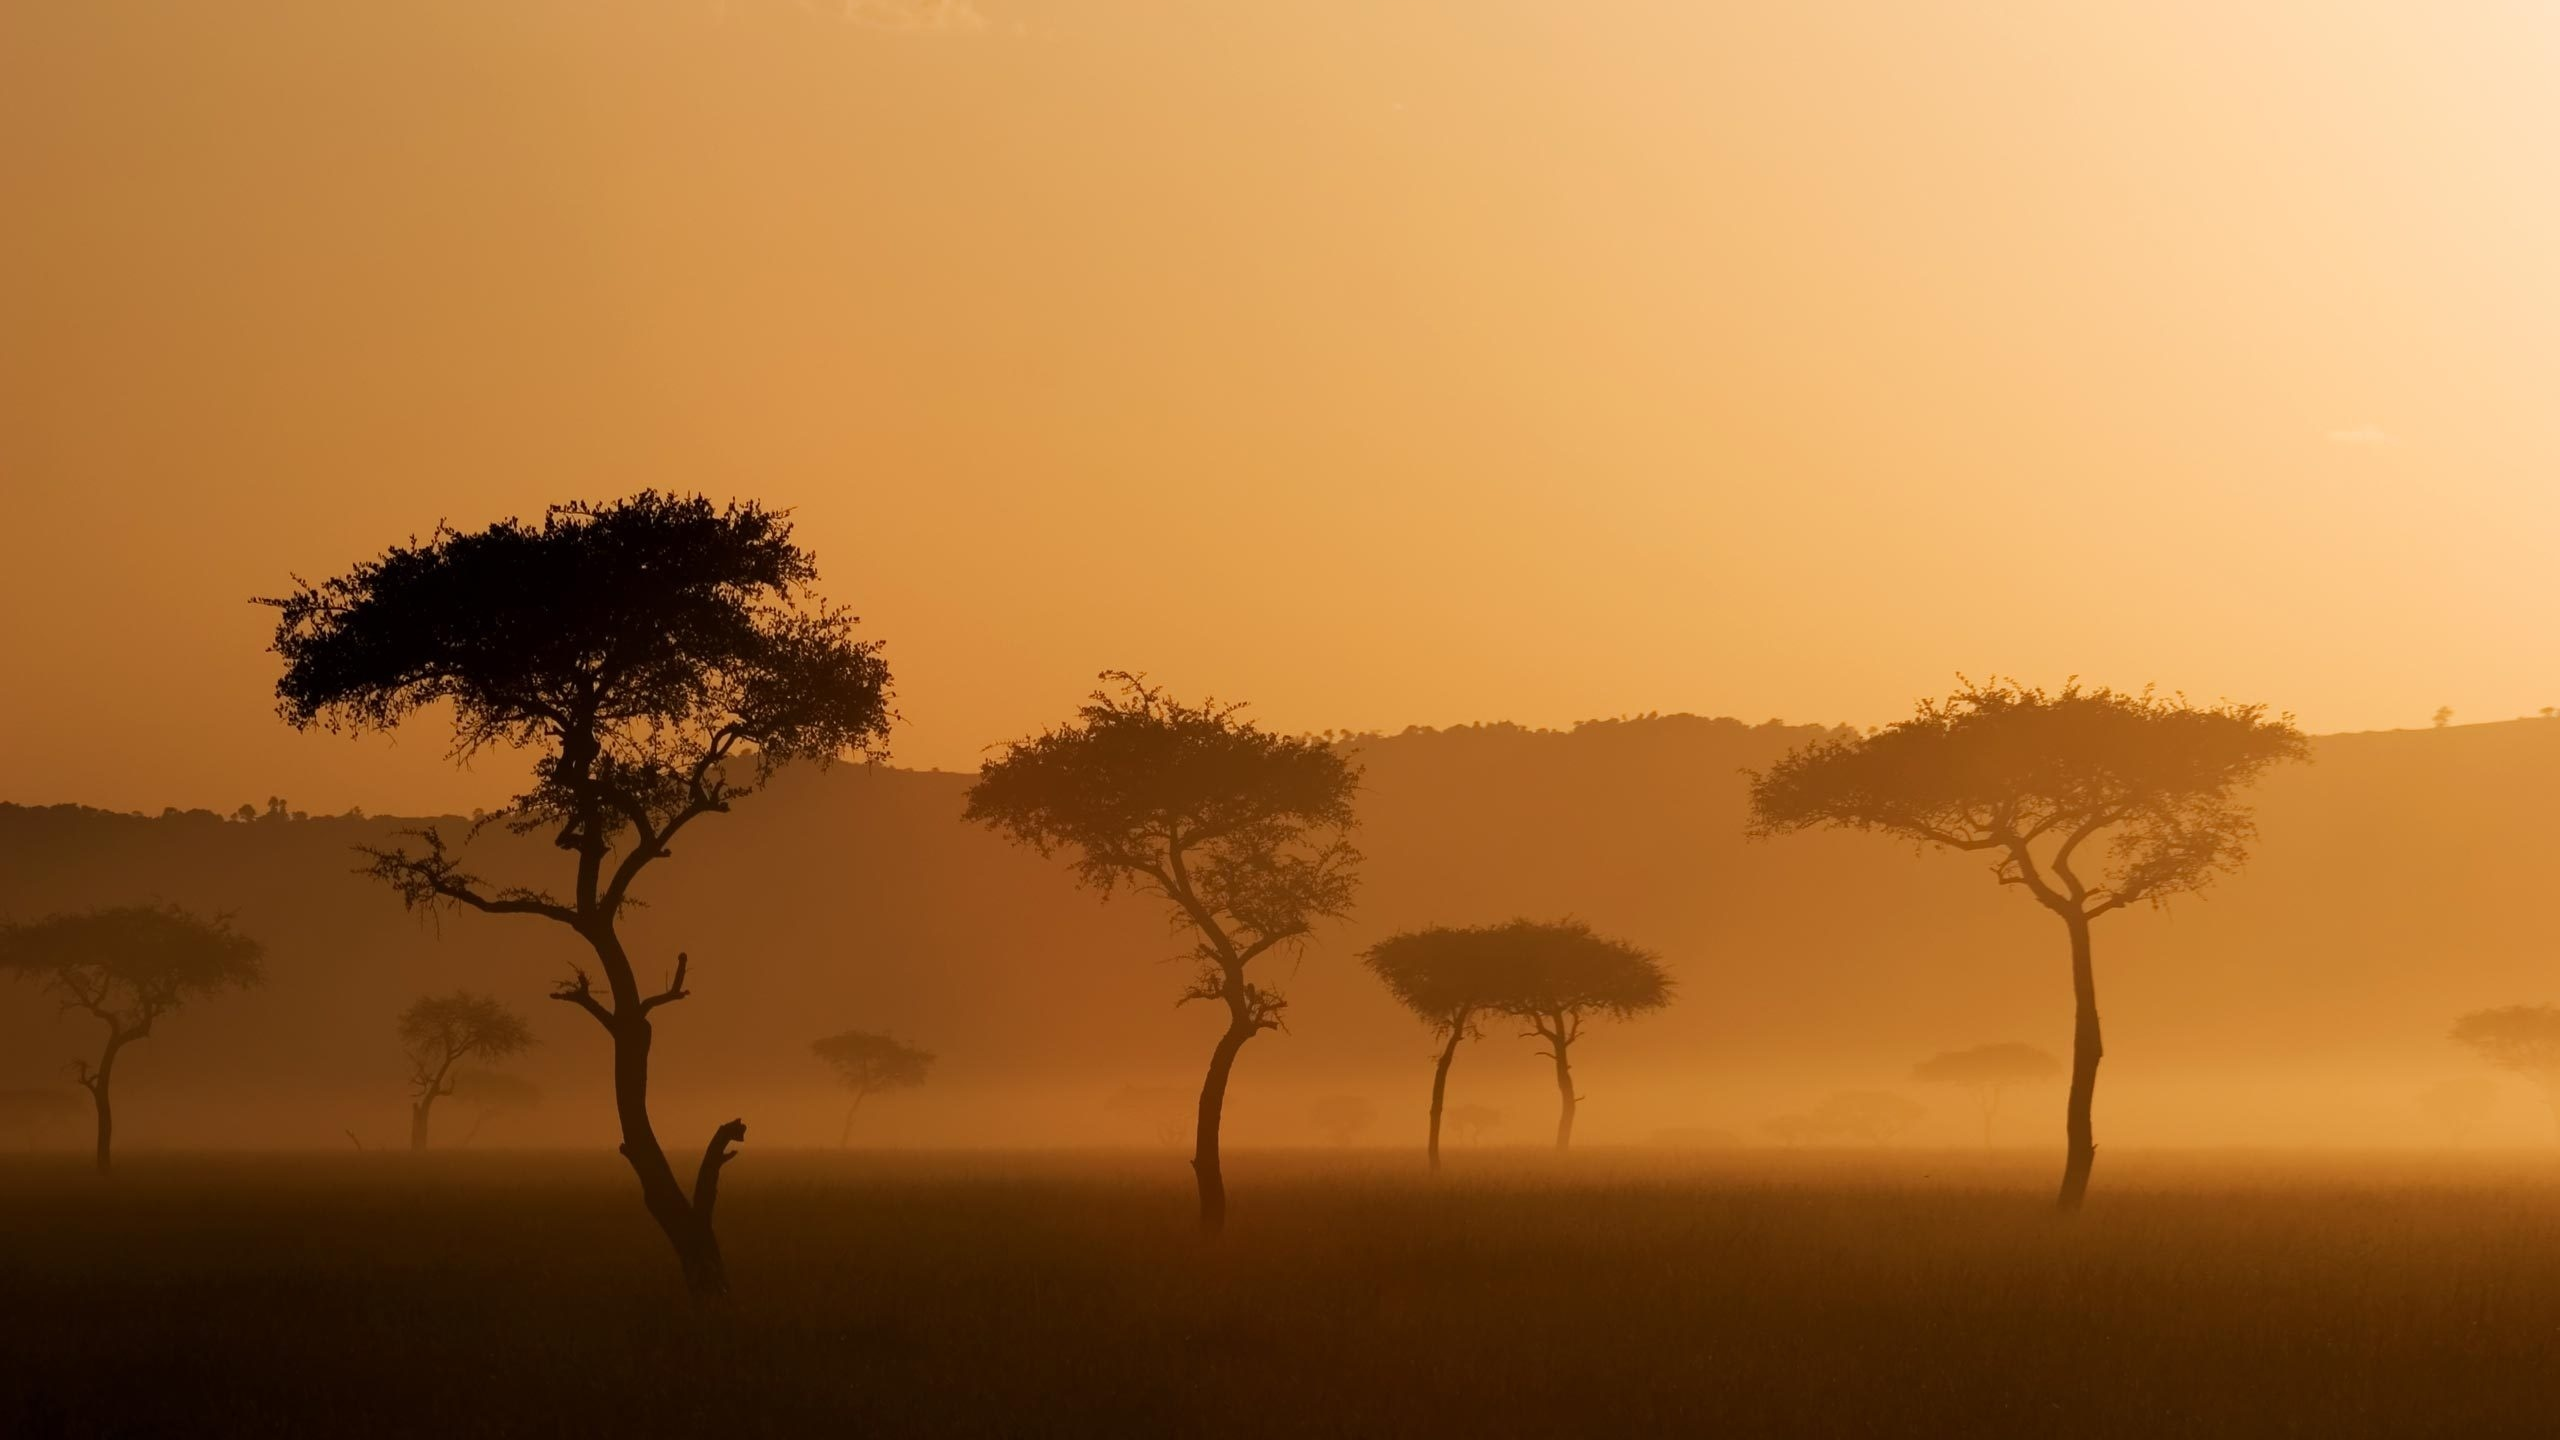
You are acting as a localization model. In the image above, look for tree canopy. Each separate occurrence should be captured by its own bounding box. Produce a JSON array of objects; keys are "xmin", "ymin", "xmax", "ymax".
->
[
  {"xmin": 264, "ymin": 492, "xmax": 895, "ymax": 925},
  {"xmin": 400, "ymin": 991, "xmax": 536, "ymax": 1106},
  {"xmin": 2451, "ymin": 1005, "xmax": 2560, "ymax": 1083},
  {"xmin": 0, "ymin": 904, "xmax": 264, "ymax": 1028},
  {"xmin": 1912, "ymin": 1043, "xmax": 2062, "ymax": 1089},
  {"xmin": 1749, "ymin": 679, "xmax": 2309, "ymax": 919},
  {"xmin": 964, "ymin": 673, "xmax": 1360, "ymax": 1027},
  {"xmin": 811, "ymin": 1031, "xmax": 935, "ymax": 1097}
]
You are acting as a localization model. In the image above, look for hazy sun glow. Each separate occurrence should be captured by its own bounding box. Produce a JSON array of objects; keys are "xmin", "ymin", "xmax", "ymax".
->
[{"xmin": 4, "ymin": 1, "xmax": 2555, "ymax": 813}]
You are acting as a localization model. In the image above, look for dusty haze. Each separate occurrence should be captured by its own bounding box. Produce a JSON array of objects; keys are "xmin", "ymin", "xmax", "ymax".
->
[{"xmin": 6, "ymin": 0, "xmax": 2559, "ymax": 816}]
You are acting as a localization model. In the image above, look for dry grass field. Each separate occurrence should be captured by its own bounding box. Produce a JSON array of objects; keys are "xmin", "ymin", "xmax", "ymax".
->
[{"xmin": 6, "ymin": 1147, "xmax": 2560, "ymax": 1437}]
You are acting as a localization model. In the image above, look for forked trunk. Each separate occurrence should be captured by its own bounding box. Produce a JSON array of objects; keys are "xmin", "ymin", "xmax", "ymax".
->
[
  {"xmin": 1426, "ymin": 1018, "xmax": 1467, "ymax": 1173},
  {"xmin": 608, "ymin": 1011, "xmax": 730, "ymax": 1296},
  {"xmin": 1549, "ymin": 1035, "xmax": 1577, "ymax": 1152},
  {"xmin": 2056, "ymin": 915, "xmax": 2103, "ymax": 1212},
  {"xmin": 1193, "ymin": 1019, "xmax": 1256, "ymax": 1236}
]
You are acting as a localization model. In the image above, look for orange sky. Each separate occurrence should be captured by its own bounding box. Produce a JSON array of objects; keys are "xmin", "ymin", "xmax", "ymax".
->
[{"xmin": 3, "ymin": 0, "xmax": 2555, "ymax": 816}]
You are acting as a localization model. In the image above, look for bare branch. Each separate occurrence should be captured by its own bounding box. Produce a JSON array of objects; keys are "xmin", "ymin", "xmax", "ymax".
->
[
  {"xmin": 549, "ymin": 967, "xmax": 615, "ymax": 1029},
  {"xmin": 639, "ymin": 952, "xmax": 693, "ymax": 1014}
]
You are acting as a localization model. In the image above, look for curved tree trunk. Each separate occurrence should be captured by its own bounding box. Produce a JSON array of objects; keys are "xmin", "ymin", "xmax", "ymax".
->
[
  {"xmin": 609, "ymin": 1010, "xmax": 730, "ymax": 1296},
  {"xmin": 1549, "ymin": 1035, "xmax": 1577, "ymax": 1152},
  {"xmin": 838, "ymin": 1092, "xmax": 865, "ymax": 1149},
  {"xmin": 2056, "ymin": 915, "xmax": 2102, "ymax": 1211},
  {"xmin": 410, "ymin": 1098, "xmax": 434, "ymax": 1152},
  {"xmin": 85, "ymin": 1034, "xmax": 125, "ymax": 1176},
  {"xmin": 1193, "ymin": 1018, "xmax": 1256, "ymax": 1236},
  {"xmin": 1426, "ymin": 1019, "xmax": 1467, "ymax": 1173}
]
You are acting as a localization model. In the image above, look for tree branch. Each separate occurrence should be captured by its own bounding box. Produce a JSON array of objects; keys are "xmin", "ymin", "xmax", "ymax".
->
[
  {"xmin": 639, "ymin": 952, "xmax": 692, "ymax": 1014},
  {"xmin": 692, "ymin": 1117, "xmax": 748, "ymax": 1226},
  {"xmin": 549, "ymin": 967, "xmax": 616, "ymax": 1029}
]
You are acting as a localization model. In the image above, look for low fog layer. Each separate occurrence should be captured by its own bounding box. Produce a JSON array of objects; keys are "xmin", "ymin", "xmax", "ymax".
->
[{"xmin": 3, "ymin": 714, "xmax": 2553, "ymax": 1152}]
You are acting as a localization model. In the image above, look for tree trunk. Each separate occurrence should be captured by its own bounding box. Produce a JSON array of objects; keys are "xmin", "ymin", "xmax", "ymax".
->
[
  {"xmin": 1427, "ymin": 1020, "xmax": 1466, "ymax": 1174},
  {"xmin": 1549, "ymin": 1034, "xmax": 1577, "ymax": 1152},
  {"xmin": 86, "ymin": 1035, "xmax": 124, "ymax": 1176},
  {"xmin": 1193, "ymin": 1019, "xmax": 1256, "ymax": 1236},
  {"xmin": 607, "ymin": 1011, "xmax": 730, "ymax": 1296},
  {"xmin": 2056, "ymin": 914, "xmax": 2102, "ymax": 1211},
  {"xmin": 410, "ymin": 1098, "xmax": 433, "ymax": 1152},
  {"xmin": 838, "ymin": 1093, "xmax": 865, "ymax": 1149}
]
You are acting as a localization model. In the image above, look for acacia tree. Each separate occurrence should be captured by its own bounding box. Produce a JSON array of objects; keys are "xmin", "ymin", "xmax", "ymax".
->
[
  {"xmin": 0, "ymin": 905, "xmax": 263, "ymax": 1174},
  {"xmin": 1749, "ymin": 680, "xmax": 2306, "ymax": 1211},
  {"xmin": 810, "ymin": 1030, "xmax": 934, "ymax": 1146},
  {"xmin": 1363, "ymin": 925, "xmax": 1506, "ymax": 1171},
  {"xmin": 263, "ymin": 492, "xmax": 893, "ymax": 1296},
  {"xmin": 1478, "ymin": 919, "xmax": 1672, "ymax": 1152},
  {"xmin": 1912, "ymin": 1042, "xmax": 2061, "ymax": 1149},
  {"xmin": 2451, "ymin": 1005, "xmax": 2560, "ymax": 1139},
  {"xmin": 965, "ymin": 674, "xmax": 1360, "ymax": 1234},
  {"xmin": 399, "ymin": 991, "xmax": 536, "ymax": 1151}
]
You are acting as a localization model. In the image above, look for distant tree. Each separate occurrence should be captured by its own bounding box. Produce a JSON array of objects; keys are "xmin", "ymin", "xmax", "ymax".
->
[
  {"xmin": 1809, "ymin": 1090, "xmax": 1928, "ymax": 1145},
  {"xmin": 398, "ymin": 991, "xmax": 535, "ymax": 1151},
  {"xmin": 1760, "ymin": 1113, "xmax": 1823, "ymax": 1148},
  {"xmin": 1443, "ymin": 1103, "xmax": 1502, "ymax": 1145},
  {"xmin": 811, "ymin": 1030, "xmax": 934, "ymax": 1146},
  {"xmin": 2451, "ymin": 1006, "xmax": 2560, "ymax": 1138},
  {"xmin": 1750, "ymin": 679, "xmax": 2307, "ymax": 1211},
  {"xmin": 0, "ymin": 1087, "xmax": 84, "ymax": 1149},
  {"xmin": 2433, "ymin": 706, "xmax": 2455, "ymax": 729},
  {"xmin": 450, "ymin": 1068, "xmax": 543, "ymax": 1145},
  {"xmin": 1912, "ymin": 1043, "xmax": 2063, "ymax": 1149},
  {"xmin": 1103, "ymin": 1084, "xmax": 1193, "ymax": 1149},
  {"xmin": 0, "ymin": 905, "xmax": 263, "ymax": 1173},
  {"xmin": 2415, "ymin": 1076, "xmax": 2499, "ymax": 1147},
  {"xmin": 263, "ymin": 492, "xmax": 893, "ymax": 1296},
  {"xmin": 965, "ymin": 674, "xmax": 1360, "ymax": 1235},
  {"xmin": 1480, "ymin": 920, "xmax": 1673, "ymax": 1152},
  {"xmin": 1363, "ymin": 925, "xmax": 1509, "ymax": 1171},
  {"xmin": 1309, "ymin": 1094, "xmax": 1377, "ymax": 1147}
]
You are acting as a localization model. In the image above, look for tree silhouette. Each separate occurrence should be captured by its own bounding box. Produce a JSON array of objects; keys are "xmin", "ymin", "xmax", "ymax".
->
[
  {"xmin": 398, "ymin": 991, "xmax": 535, "ymax": 1151},
  {"xmin": 450, "ymin": 1068, "xmax": 543, "ymax": 1145},
  {"xmin": 1362, "ymin": 925, "xmax": 1506, "ymax": 1171},
  {"xmin": 1809, "ymin": 1090, "xmax": 1928, "ymax": 1145},
  {"xmin": 965, "ymin": 673, "xmax": 1360, "ymax": 1235},
  {"xmin": 1442, "ymin": 1103, "xmax": 1502, "ymax": 1146},
  {"xmin": 1474, "ymin": 919, "xmax": 1671, "ymax": 1152},
  {"xmin": 1309, "ymin": 1094, "xmax": 1377, "ymax": 1146},
  {"xmin": 0, "ymin": 905, "xmax": 262, "ymax": 1174},
  {"xmin": 263, "ymin": 492, "xmax": 893, "ymax": 1295},
  {"xmin": 2414, "ymin": 1076, "xmax": 2498, "ymax": 1147},
  {"xmin": 2451, "ymin": 1005, "xmax": 2560, "ymax": 1139},
  {"xmin": 810, "ymin": 1030, "xmax": 934, "ymax": 1146},
  {"xmin": 1912, "ymin": 1043, "xmax": 2062, "ymax": 1149},
  {"xmin": 1750, "ymin": 679, "xmax": 2306, "ymax": 1210}
]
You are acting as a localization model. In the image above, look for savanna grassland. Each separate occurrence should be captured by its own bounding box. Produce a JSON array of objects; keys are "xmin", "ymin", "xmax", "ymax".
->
[{"xmin": 5, "ymin": 1148, "xmax": 2558, "ymax": 1438}]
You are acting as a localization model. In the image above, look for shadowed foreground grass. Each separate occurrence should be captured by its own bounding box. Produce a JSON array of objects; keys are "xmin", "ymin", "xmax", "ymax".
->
[{"xmin": 5, "ymin": 1148, "xmax": 2560, "ymax": 1437}]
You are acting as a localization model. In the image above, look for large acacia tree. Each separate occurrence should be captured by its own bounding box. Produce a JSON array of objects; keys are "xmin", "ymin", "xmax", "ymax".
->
[
  {"xmin": 0, "ymin": 905, "xmax": 263, "ymax": 1173},
  {"xmin": 1749, "ymin": 679, "xmax": 2306, "ymax": 1210},
  {"xmin": 1475, "ymin": 920, "xmax": 1671, "ymax": 1151},
  {"xmin": 1363, "ymin": 922, "xmax": 1658, "ymax": 1169},
  {"xmin": 264, "ymin": 492, "xmax": 893, "ymax": 1295},
  {"xmin": 965, "ymin": 674, "xmax": 1359, "ymax": 1234},
  {"xmin": 399, "ymin": 991, "xmax": 536, "ymax": 1151}
]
